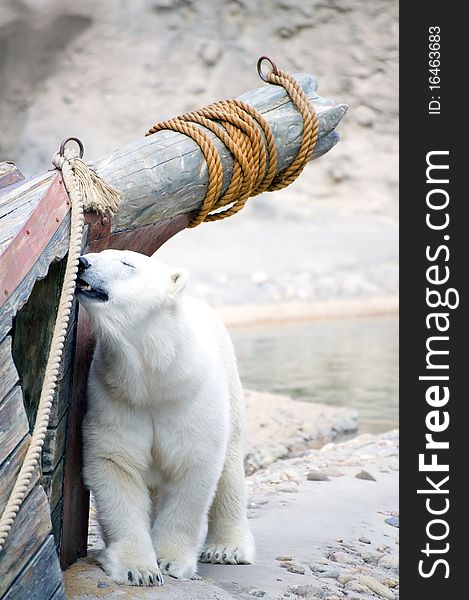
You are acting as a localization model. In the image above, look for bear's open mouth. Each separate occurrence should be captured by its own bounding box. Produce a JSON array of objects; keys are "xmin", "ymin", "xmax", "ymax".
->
[{"xmin": 75, "ymin": 277, "xmax": 109, "ymax": 302}]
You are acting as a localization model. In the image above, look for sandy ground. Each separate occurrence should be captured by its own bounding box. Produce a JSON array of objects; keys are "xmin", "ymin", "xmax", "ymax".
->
[
  {"xmin": 65, "ymin": 429, "xmax": 399, "ymax": 600},
  {"xmin": 64, "ymin": 392, "xmax": 398, "ymax": 600}
]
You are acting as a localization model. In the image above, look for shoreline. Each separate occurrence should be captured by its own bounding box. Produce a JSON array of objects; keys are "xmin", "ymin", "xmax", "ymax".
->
[{"xmin": 218, "ymin": 296, "xmax": 398, "ymax": 329}]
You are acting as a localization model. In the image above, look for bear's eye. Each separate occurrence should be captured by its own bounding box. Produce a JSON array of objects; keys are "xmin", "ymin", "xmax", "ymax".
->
[{"xmin": 121, "ymin": 260, "xmax": 135, "ymax": 269}]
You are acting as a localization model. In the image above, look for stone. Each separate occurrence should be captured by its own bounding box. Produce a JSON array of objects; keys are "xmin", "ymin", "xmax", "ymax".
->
[
  {"xmin": 249, "ymin": 590, "xmax": 266, "ymax": 597},
  {"xmin": 276, "ymin": 555, "xmax": 293, "ymax": 562},
  {"xmin": 359, "ymin": 575, "xmax": 396, "ymax": 600},
  {"xmin": 378, "ymin": 554, "xmax": 399, "ymax": 570},
  {"xmin": 318, "ymin": 569, "xmax": 341, "ymax": 579},
  {"xmin": 385, "ymin": 516, "xmax": 399, "ymax": 528},
  {"xmin": 355, "ymin": 470, "xmax": 376, "ymax": 481},
  {"xmin": 281, "ymin": 562, "xmax": 305, "ymax": 575},
  {"xmin": 307, "ymin": 469, "xmax": 330, "ymax": 481},
  {"xmin": 345, "ymin": 580, "xmax": 368, "ymax": 593},
  {"xmin": 337, "ymin": 574, "xmax": 354, "ymax": 584},
  {"xmin": 331, "ymin": 552, "xmax": 356, "ymax": 565},
  {"xmin": 359, "ymin": 536, "xmax": 371, "ymax": 544}
]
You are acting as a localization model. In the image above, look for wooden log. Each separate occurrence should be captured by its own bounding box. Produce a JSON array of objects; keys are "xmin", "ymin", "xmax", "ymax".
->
[
  {"xmin": 0, "ymin": 73, "xmax": 347, "ymax": 257},
  {"xmin": 0, "ymin": 485, "xmax": 52, "ymax": 596},
  {"xmin": 2, "ymin": 535, "xmax": 64, "ymax": 600}
]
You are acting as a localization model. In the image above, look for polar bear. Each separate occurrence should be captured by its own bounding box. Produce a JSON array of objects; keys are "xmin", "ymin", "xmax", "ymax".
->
[{"xmin": 76, "ymin": 249, "xmax": 254, "ymax": 586}]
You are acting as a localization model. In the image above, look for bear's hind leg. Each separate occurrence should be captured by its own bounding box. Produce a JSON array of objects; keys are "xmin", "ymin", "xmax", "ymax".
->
[{"xmin": 200, "ymin": 438, "xmax": 255, "ymax": 565}]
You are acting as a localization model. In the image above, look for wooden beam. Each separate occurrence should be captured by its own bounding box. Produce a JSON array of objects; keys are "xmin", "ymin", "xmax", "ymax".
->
[{"xmin": 1, "ymin": 73, "xmax": 347, "ymax": 256}]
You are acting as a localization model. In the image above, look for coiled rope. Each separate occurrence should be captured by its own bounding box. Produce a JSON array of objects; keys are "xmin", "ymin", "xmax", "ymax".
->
[
  {"xmin": 146, "ymin": 56, "xmax": 319, "ymax": 227},
  {"xmin": 0, "ymin": 141, "xmax": 120, "ymax": 552}
]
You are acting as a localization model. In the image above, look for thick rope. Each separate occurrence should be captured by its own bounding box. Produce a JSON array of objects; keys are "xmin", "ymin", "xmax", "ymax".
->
[
  {"xmin": 146, "ymin": 63, "xmax": 319, "ymax": 228},
  {"xmin": 0, "ymin": 146, "xmax": 120, "ymax": 552}
]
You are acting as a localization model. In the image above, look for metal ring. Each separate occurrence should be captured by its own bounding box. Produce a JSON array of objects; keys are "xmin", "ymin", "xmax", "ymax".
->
[
  {"xmin": 59, "ymin": 137, "xmax": 84, "ymax": 159},
  {"xmin": 257, "ymin": 56, "xmax": 279, "ymax": 83}
]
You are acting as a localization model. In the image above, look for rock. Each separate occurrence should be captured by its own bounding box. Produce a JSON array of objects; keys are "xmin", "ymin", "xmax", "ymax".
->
[
  {"xmin": 96, "ymin": 581, "xmax": 109, "ymax": 589},
  {"xmin": 249, "ymin": 589, "xmax": 266, "ymax": 597},
  {"xmin": 276, "ymin": 555, "xmax": 293, "ymax": 561},
  {"xmin": 338, "ymin": 573, "xmax": 355, "ymax": 584},
  {"xmin": 385, "ymin": 516, "xmax": 399, "ymax": 528},
  {"xmin": 288, "ymin": 583, "xmax": 329, "ymax": 599},
  {"xmin": 282, "ymin": 469, "xmax": 303, "ymax": 484},
  {"xmin": 345, "ymin": 580, "xmax": 369, "ymax": 593},
  {"xmin": 331, "ymin": 552, "xmax": 356, "ymax": 565},
  {"xmin": 355, "ymin": 470, "xmax": 376, "ymax": 481},
  {"xmin": 318, "ymin": 569, "xmax": 341, "ymax": 579},
  {"xmin": 378, "ymin": 554, "xmax": 399, "ymax": 570},
  {"xmin": 281, "ymin": 562, "xmax": 306, "ymax": 575},
  {"xmin": 359, "ymin": 536, "xmax": 371, "ymax": 544},
  {"xmin": 359, "ymin": 575, "xmax": 396, "ymax": 600},
  {"xmin": 307, "ymin": 470, "xmax": 330, "ymax": 481}
]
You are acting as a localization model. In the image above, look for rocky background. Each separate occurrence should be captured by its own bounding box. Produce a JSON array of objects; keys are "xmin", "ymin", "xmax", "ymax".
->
[{"xmin": 0, "ymin": 0, "xmax": 398, "ymax": 307}]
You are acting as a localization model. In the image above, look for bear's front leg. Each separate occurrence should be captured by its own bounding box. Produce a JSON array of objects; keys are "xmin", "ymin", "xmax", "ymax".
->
[
  {"xmin": 86, "ymin": 456, "xmax": 164, "ymax": 587},
  {"xmin": 151, "ymin": 469, "xmax": 220, "ymax": 580}
]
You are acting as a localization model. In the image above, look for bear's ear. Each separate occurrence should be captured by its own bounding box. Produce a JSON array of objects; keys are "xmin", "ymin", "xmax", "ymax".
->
[{"xmin": 170, "ymin": 268, "xmax": 189, "ymax": 297}]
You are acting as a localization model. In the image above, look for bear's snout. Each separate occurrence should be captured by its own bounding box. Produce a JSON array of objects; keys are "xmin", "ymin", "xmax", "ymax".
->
[{"xmin": 78, "ymin": 256, "xmax": 90, "ymax": 271}]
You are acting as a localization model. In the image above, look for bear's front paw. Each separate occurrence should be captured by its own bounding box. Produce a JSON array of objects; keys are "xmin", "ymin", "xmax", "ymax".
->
[
  {"xmin": 99, "ymin": 547, "xmax": 164, "ymax": 587},
  {"xmin": 157, "ymin": 554, "xmax": 198, "ymax": 580}
]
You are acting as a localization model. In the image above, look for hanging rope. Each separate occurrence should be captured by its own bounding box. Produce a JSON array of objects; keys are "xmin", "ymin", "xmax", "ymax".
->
[
  {"xmin": 146, "ymin": 56, "xmax": 319, "ymax": 228},
  {"xmin": 0, "ymin": 140, "xmax": 120, "ymax": 552}
]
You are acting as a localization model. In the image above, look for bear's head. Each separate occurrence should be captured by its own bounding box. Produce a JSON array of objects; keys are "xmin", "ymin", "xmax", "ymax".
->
[{"xmin": 75, "ymin": 249, "xmax": 188, "ymax": 331}]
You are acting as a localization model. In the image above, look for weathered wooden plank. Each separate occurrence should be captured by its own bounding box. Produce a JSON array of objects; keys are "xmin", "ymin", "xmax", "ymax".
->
[
  {"xmin": 0, "ymin": 485, "xmax": 52, "ymax": 596},
  {"xmin": 43, "ymin": 456, "xmax": 64, "ymax": 514},
  {"xmin": 0, "ymin": 433, "xmax": 39, "ymax": 515},
  {"xmin": 0, "ymin": 213, "xmax": 71, "ymax": 340},
  {"xmin": 60, "ymin": 308, "xmax": 92, "ymax": 569},
  {"xmin": 49, "ymin": 361, "xmax": 73, "ymax": 429},
  {"xmin": 50, "ymin": 498, "xmax": 63, "ymax": 547},
  {"xmin": 49, "ymin": 583, "xmax": 66, "ymax": 600},
  {"xmin": 0, "ymin": 161, "xmax": 25, "ymax": 190},
  {"xmin": 43, "ymin": 411, "xmax": 68, "ymax": 474},
  {"xmin": 2, "ymin": 535, "xmax": 63, "ymax": 600},
  {"xmin": 0, "ymin": 336, "xmax": 18, "ymax": 401},
  {"xmin": 0, "ymin": 386, "xmax": 29, "ymax": 465},
  {"xmin": 0, "ymin": 176, "xmax": 69, "ymax": 310}
]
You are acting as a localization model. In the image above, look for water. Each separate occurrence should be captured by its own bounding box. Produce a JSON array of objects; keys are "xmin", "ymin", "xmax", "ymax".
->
[{"xmin": 231, "ymin": 315, "xmax": 398, "ymax": 433}]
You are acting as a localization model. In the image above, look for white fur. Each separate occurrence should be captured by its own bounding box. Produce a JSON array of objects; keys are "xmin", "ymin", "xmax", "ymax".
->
[{"xmin": 79, "ymin": 249, "xmax": 254, "ymax": 585}]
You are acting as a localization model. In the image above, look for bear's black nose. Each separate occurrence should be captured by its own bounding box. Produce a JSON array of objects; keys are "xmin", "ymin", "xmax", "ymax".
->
[{"xmin": 78, "ymin": 256, "xmax": 90, "ymax": 271}]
